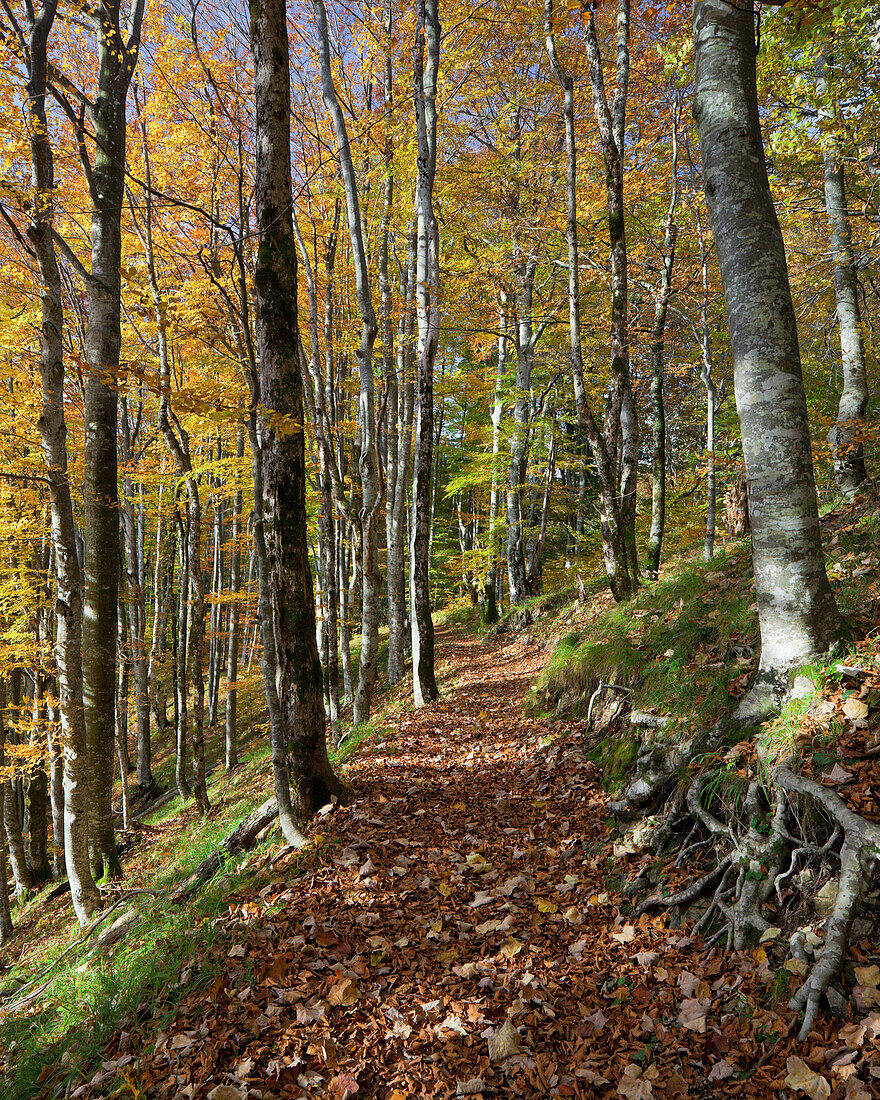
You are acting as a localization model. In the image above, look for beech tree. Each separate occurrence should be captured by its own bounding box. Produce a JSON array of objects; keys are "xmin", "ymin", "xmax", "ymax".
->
[
  {"xmin": 693, "ymin": 0, "xmax": 846, "ymax": 715},
  {"xmin": 250, "ymin": 0, "xmax": 342, "ymax": 840}
]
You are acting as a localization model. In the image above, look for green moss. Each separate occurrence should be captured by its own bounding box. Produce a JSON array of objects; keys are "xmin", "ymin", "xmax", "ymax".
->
[{"xmin": 590, "ymin": 730, "xmax": 640, "ymax": 788}]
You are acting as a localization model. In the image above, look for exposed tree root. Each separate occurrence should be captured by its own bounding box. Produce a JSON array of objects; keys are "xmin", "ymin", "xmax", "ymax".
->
[{"xmin": 628, "ymin": 747, "xmax": 880, "ymax": 1041}]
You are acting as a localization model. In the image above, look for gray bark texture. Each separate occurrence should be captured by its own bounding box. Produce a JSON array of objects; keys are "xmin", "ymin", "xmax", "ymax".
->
[
  {"xmin": 225, "ymin": 422, "xmax": 245, "ymax": 770},
  {"xmin": 311, "ymin": 0, "xmax": 381, "ymax": 729},
  {"xmin": 693, "ymin": 0, "xmax": 846, "ymax": 704},
  {"xmin": 389, "ymin": 229, "xmax": 416, "ymax": 680},
  {"xmin": 819, "ymin": 57, "xmax": 869, "ymax": 495},
  {"xmin": 25, "ymin": 0, "xmax": 101, "ymax": 922},
  {"xmin": 547, "ymin": 0, "xmax": 637, "ymax": 602},
  {"xmin": 79, "ymin": 0, "xmax": 146, "ymax": 881},
  {"xmin": 410, "ymin": 0, "xmax": 441, "ymax": 707},
  {"xmin": 0, "ymin": 701, "xmax": 12, "ymax": 941},
  {"xmin": 120, "ymin": 397, "xmax": 151, "ymax": 789},
  {"xmin": 646, "ymin": 101, "xmax": 679, "ymax": 576},
  {"xmin": 251, "ymin": 0, "xmax": 342, "ymax": 838}
]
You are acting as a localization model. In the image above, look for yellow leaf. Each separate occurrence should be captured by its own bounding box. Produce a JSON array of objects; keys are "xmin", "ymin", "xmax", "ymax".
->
[{"xmin": 500, "ymin": 937, "xmax": 524, "ymax": 958}]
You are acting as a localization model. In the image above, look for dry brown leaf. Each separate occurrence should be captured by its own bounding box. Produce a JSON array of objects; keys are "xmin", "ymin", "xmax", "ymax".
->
[
  {"xmin": 328, "ymin": 978, "xmax": 358, "ymax": 1007},
  {"xmin": 611, "ymin": 923, "xmax": 636, "ymax": 944},
  {"xmin": 785, "ymin": 1055, "xmax": 831, "ymax": 1100},
  {"xmin": 328, "ymin": 1071, "xmax": 359, "ymax": 1100},
  {"xmin": 678, "ymin": 997, "xmax": 707, "ymax": 1033},
  {"xmin": 842, "ymin": 697, "xmax": 869, "ymax": 721},
  {"xmin": 617, "ymin": 1063, "xmax": 655, "ymax": 1099},
  {"xmin": 854, "ymin": 964, "xmax": 880, "ymax": 989},
  {"xmin": 487, "ymin": 1019, "xmax": 520, "ymax": 1062}
]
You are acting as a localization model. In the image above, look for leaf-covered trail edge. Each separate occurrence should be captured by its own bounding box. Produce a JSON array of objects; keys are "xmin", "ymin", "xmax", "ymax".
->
[{"xmin": 83, "ymin": 628, "xmax": 880, "ymax": 1100}]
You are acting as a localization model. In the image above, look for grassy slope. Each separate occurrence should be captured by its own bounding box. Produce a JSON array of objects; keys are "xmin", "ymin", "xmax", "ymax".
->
[{"xmin": 530, "ymin": 500, "xmax": 880, "ymax": 791}]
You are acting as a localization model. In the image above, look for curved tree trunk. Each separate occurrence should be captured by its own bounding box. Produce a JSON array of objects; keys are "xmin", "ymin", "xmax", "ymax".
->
[
  {"xmin": 79, "ymin": 0, "xmax": 146, "ymax": 882},
  {"xmin": 25, "ymin": 0, "xmax": 100, "ymax": 922},
  {"xmin": 693, "ymin": 0, "xmax": 846, "ymax": 715}
]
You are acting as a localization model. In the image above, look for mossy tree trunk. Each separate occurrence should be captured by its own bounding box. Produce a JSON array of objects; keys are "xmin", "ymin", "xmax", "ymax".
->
[{"xmin": 250, "ymin": 0, "xmax": 342, "ymax": 839}]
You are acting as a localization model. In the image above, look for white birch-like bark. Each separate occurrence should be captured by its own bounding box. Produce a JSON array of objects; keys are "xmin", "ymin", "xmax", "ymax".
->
[
  {"xmin": 818, "ymin": 55, "xmax": 869, "ymax": 495},
  {"xmin": 310, "ymin": 0, "xmax": 381, "ymax": 727},
  {"xmin": 22, "ymin": 0, "xmax": 100, "ymax": 922},
  {"xmin": 693, "ymin": 0, "xmax": 846, "ymax": 712}
]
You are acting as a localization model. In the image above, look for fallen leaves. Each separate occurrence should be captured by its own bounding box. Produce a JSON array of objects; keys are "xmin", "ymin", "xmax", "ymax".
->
[
  {"xmin": 785, "ymin": 1055, "xmax": 831, "ymax": 1100},
  {"xmin": 61, "ymin": 628, "xmax": 880, "ymax": 1100},
  {"xmin": 486, "ymin": 1019, "xmax": 520, "ymax": 1063}
]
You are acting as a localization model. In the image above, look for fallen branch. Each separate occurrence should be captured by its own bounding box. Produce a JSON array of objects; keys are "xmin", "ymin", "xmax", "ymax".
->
[
  {"xmin": 0, "ymin": 895, "xmax": 140, "ymax": 1012},
  {"xmin": 171, "ymin": 796, "xmax": 281, "ymax": 902}
]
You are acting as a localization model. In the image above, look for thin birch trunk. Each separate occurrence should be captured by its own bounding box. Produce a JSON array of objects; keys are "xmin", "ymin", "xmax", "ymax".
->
[
  {"xmin": 819, "ymin": 55, "xmax": 869, "ymax": 495},
  {"xmin": 311, "ymin": 0, "xmax": 381, "ymax": 728},
  {"xmin": 646, "ymin": 100, "xmax": 680, "ymax": 576}
]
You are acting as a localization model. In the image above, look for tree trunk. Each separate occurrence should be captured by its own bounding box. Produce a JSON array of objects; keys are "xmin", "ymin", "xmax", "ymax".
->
[
  {"xmin": 645, "ymin": 101, "xmax": 679, "ymax": 576},
  {"xmin": 548, "ymin": 0, "xmax": 635, "ymax": 602},
  {"xmin": 174, "ymin": 513, "xmax": 191, "ymax": 801},
  {"xmin": 695, "ymin": 209, "xmax": 718, "ymax": 561},
  {"xmin": 120, "ymin": 396, "xmax": 152, "ymax": 789},
  {"xmin": 27, "ymin": 681, "xmax": 51, "ymax": 882},
  {"xmin": 311, "ymin": 0, "xmax": 381, "ymax": 729},
  {"xmin": 693, "ymin": 0, "xmax": 847, "ymax": 714},
  {"xmin": 251, "ymin": 0, "xmax": 342, "ymax": 838},
  {"xmin": 225, "ymin": 422, "xmax": 244, "ymax": 771},
  {"xmin": 80, "ymin": 0, "xmax": 145, "ymax": 883},
  {"xmin": 47, "ymin": 701, "xmax": 64, "ymax": 876},
  {"xmin": 0, "ymin": 697, "xmax": 13, "ymax": 942},
  {"xmin": 116, "ymin": 621, "xmax": 131, "ymax": 832},
  {"xmin": 388, "ymin": 227, "xmax": 416, "ymax": 680},
  {"xmin": 409, "ymin": 0, "xmax": 442, "ymax": 706},
  {"xmin": 819, "ymin": 56, "xmax": 869, "ymax": 495},
  {"xmin": 482, "ymin": 296, "xmax": 506, "ymax": 625},
  {"xmin": 25, "ymin": 0, "xmax": 101, "ymax": 921}
]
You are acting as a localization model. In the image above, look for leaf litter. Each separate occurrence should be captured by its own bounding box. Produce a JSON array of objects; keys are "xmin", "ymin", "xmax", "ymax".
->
[{"xmin": 68, "ymin": 629, "xmax": 880, "ymax": 1099}]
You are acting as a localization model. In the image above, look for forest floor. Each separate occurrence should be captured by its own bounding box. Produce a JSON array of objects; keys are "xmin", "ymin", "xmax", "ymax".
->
[{"xmin": 36, "ymin": 615, "xmax": 880, "ymax": 1100}]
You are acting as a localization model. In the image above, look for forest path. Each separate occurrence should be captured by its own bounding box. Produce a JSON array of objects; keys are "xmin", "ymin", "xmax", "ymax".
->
[{"xmin": 97, "ymin": 628, "xmax": 810, "ymax": 1100}]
